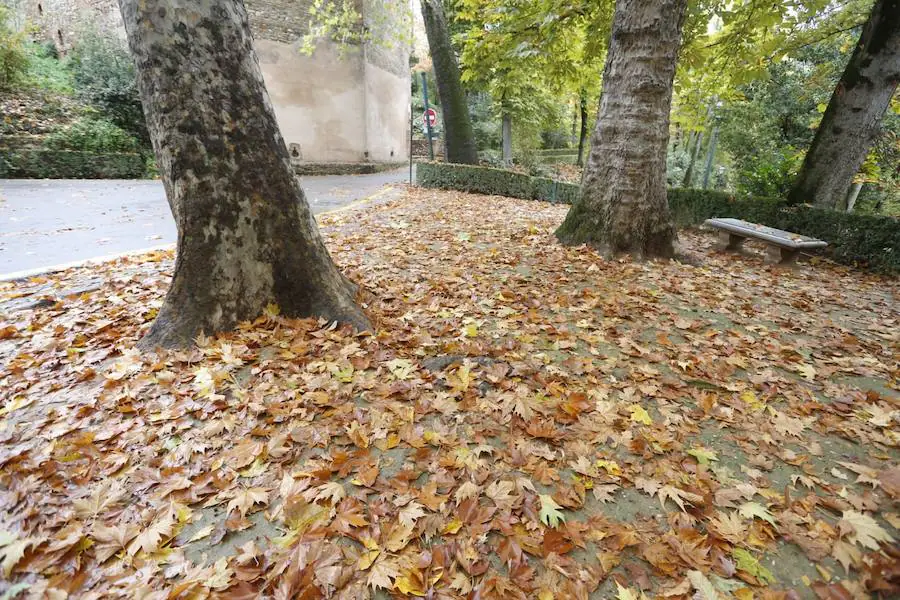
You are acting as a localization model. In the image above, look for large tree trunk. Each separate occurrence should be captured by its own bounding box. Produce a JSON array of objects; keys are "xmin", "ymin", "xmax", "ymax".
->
[
  {"xmin": 556, "ymin": 0, "xmax": 686, "ymax": 258},
  {"xmin": 787, "ymin": 0, "xmax": 900, "ymax": 209},
  {"xmin": 420, "ymin": 0, "xmax": 478, "ymax": 165},
  {"xmin": 119, "ymin": 0, "xmax": 368, "ymax": 348},
  {"xmin": 576, "ymin": 90, "xmax": 588, "ymax": 167}
]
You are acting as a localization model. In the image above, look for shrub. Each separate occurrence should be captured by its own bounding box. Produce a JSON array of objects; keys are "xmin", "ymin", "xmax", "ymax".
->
[
  {"xmin": 0, "ymin": 149, "xmax": 147, "ymax": 179},
  {"xmin": 415, "ymin": 162, "xmax": 900, "ymax": 273},
  {"xmin": 44, "ymin": 117, "xmax": 141, "ymax": 154},
  {"xmin": 24, "ymin": 42, "xmax": 73, "ymax": 93},
  {"xmin": 67, "ymin": 30, "xmax": 149, "ymax": 145},
  {"xmin": 0, "ymin": 5, "xmax": 28, "ymax": 91}
]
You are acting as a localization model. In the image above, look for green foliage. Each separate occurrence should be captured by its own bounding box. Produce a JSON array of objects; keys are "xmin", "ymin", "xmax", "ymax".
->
[
  {"xmin": 0, "ymin": 149, "xmax": 147, "ymax": 179},
  {"xmin": 0, "ymin": 4, "xmax": 28, "ymax": 91},
  {"xmin": 23, "ymin": 42, "xmax": 73, "ymax": 93},
  {"xmin": 67, "ymin": 30, "xmax": 148, "ymax": 145},
  {"xmin": 417, "ymin": 162, "xmax": 900, "ymax": 273},
  {"xmin": 44, "ymin": 117, "xmax": 141, "ymax": 154},
  {"xmin": 716, "ymin": 35, "xmax": 848, "ymax": 197},
  {"xmin": 300, "ymin": 0, "xmax": 412, "ymax": 56}
]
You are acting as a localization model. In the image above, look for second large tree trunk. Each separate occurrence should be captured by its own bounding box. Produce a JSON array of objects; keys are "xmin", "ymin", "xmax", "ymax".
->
[
  {"xmin": 556, "ymin": 0, "xmax": 687, "ymax": 258},
  {"xmin": 420, "ymin": 0, "xmax": 478, "ymax": 165},
  {"xmin": 787, "ymin": 0, "xmax": 900, "ymax": 209},
  {"xmin": 119, "ymin": 0, "xmax": 369, "ymax": 348}
]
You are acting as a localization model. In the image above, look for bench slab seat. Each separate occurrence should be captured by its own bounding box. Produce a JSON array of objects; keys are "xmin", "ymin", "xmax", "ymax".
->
[{"xmin": 704, "ymin": 218, "xmax": 827, "ymax": 265}]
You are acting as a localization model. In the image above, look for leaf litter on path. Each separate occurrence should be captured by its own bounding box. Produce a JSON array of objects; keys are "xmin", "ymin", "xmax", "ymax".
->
[{"xmin": 0, "ymin": 187, "xmax": 898, "ymax": 598}]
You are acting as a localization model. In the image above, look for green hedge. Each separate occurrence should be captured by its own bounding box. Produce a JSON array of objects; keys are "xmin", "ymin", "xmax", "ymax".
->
[
  {"xmin": 416, "ymin": 161, "xmax": 579, "ymax": 204},
  {"xmin": 416, "ymin": 162, "xmax": 899, "ymax": 273},
  {"xmin": 0, "ymin": 148, "xmax": 147, "ymax": 178}
]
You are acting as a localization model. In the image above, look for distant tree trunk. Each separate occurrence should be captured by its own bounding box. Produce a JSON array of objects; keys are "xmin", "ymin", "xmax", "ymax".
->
[
  {"xmin": 681, "ymin": 130, "xmax": 702, "ymax": 188},
  {"xmin": 576, "ymin": 90, "xmax": 588, "ymax": 167},
  {"xmin": 420, "ymin": 0, "xmax": 478, "ymax": 165},
  {"xmin": 702, "ymin": 126, "xmax": 718, "ymax": 189},
  {"xmin": 501, "ymin": 112, "xmax": 512, "ymax": 165},
  {"xmin": 556, "ymin": 0, "xmax": 687, "ymax": 258},
  {"xmin": 119, "ymin": 0, "xmax": 368, "ymax": 348},
  {"xmin": 846, "ymin": 181, "xmax": 864, "ymax": 212},
  {"xmin": 788, "ymin": 0, "xmax": 900, "ymax": 209}
]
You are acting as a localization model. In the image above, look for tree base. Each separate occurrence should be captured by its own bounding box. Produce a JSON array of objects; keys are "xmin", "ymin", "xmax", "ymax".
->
[
  {"xmin": 139, "ymin": 274, "xmax": 370, "ymax": 350},
  {"xmin": 555, "ymin": 202, "xmax": 676, "ymax": 260}
]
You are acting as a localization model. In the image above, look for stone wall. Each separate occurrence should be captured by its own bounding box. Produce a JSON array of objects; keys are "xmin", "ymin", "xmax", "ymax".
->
[{"xmin": 15, "ymin": 0, "xmax": 410, "ymax": 165}]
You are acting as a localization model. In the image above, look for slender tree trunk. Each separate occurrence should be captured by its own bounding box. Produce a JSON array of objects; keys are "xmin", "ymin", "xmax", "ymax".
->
[
  {"xmin": 846, "ymin": 181, "xmax": 864, "ymax": 212},
  {"xmin": 501, "ymin": 112, "xmax": 513, "ymax": 165},
  {"xmin": 420, "ymin": 0, "xmax": 478, "ymax": 165},
  {"xmin": 576, "ymin": 90, "xmax": 588, "ymax": 167},
  {"xmin": 682, "ymin": 130, "xmax": 702, "ymax": 188},
  {"xmin": 788, "ymin": 0, "xmax": 900, "ymax": 209},
  {"xmin": 702, "ymin": 126, "xmax": 718, "ymax": 189},
  {"xmin": 119, "ymin": 0, "xmax": 368, "ymax": 348},
  {"xmin": 557, "ymin": 0, "xmax": 687, "ymax": 258}
]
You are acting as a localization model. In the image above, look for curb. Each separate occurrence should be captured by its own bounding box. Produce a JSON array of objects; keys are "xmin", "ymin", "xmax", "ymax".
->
[{"xmin": 0, "ymin": 185, "xmax": 401, "ymax": 283}]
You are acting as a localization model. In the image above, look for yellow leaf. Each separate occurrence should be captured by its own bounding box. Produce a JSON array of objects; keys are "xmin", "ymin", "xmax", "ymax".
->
[
  {"xmin": 239, "ymin": 458, "xmax": 269, "ymax": 478},
  {"xmin": 0, "ymin": 396, "xmax": 34, "ymax": 416},
  {"xmin": 395, "ymin": 572, "xmax": 426, "ymax": 596},
  {"xmin": 739, "ymin": 390, "xmax": 765, "ymax": 411},
  {"xmin": 687, "ymin": 446, "xmax": 718, "ymax": 465},
  {"xmin": 595, "ymin": 459, "xmax": 622, "ymax": 477},
  {"xmin": 443, "ymin": 519, "xmax": 463, "ymax": 534},
  {"xmin": 839, "ymin": 510, "xmax": 895, "ymax": 550},
  {"xmin": 629, "ymin": 404, "xmax": 652, "ymax": 425},
  {"xmin": 539, "ymin": 494, "xmax": 566, "ymax": 528},
  {"xmin": 358, "ymin": 541, "xmax": 381, "ymax": 570},
  {"xmin": 187, "ymin": 525, "xmax": 214, "ymax": 543}
]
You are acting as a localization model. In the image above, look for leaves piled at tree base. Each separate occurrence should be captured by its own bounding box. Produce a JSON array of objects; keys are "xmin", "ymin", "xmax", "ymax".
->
[{"xmin": 1, "ymin": 187, "xmax": 898, "ymax": 599}]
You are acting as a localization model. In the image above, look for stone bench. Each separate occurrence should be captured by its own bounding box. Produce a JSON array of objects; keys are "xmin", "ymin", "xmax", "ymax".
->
[{"xmin": 704, "ymin": 218, "xmax": 827, "ymax": 265}]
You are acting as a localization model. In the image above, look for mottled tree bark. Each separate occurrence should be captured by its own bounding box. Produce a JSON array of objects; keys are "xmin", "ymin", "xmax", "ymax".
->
[
  {"xmin": 788, "ymin": 0, "xmax": 900, "ymax": 209},
  {"xmin": 576, "ymin": 90, "xmax": 588, "ymax": 167},
  {"xmin": 556, "ymin": 0, "xmax": 687, "ymax": 258},
  {"xmin": 420, "ymin": 0, "xmax": 478, "ymax": 165},
  {"xmin": 118, "ymin": 0, "xmax": 369, "ymax": 348}
]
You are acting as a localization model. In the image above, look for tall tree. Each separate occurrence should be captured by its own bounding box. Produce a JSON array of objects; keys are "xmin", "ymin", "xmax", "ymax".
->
[
  {"xmin": 420, "ymin": 0, "xmax": 479, "ymax": 164},
  {"xmin": 556, "ymin": 0, "xmax": 687, "ymax": 258},
  {"xmin": 118, "ymin": 0, "xmax": 368, "ymax": 348},
  {"xmin": 788, "ymin": 0, "xmax": 900, "ymax": 209}
]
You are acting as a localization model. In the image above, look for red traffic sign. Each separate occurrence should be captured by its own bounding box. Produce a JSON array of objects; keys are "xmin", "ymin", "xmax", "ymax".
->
[{"xmin": 423, "ymin": 108, "xmax": 437, "ymax": 128}]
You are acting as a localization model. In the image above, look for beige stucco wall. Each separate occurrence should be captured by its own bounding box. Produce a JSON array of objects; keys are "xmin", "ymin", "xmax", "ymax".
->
[
  {"xmin": 364, "ymin": 60, "xmax": 410, "ymax": 163},
  {"xmin": 257, "ymin": 40, "xmax": 369, "ymax": 163},
  {"xmin": 16, "ymin": 0, "xmax": 410, "ymax": 165}
]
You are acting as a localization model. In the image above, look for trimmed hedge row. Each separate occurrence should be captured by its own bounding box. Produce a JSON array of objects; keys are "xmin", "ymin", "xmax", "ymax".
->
[
  {"xmin": 416, "ymin": 162, "xmax": 899, "ymax": 273},
  {"xmin": 416, "ymin": 161, "xmax": 580, "ymax": 204},
  {"xmin": 0, "ymin": 149, "xmax": 147, "ymax": 179}
]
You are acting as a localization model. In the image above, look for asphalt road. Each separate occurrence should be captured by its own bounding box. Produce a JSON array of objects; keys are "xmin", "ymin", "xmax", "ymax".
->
[{"xmin": 0, "ymin": 168, "xmax": 409, "ymax": 275}]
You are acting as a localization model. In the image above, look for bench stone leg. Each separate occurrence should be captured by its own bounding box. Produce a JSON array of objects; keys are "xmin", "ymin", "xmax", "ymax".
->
[
  {"xmin": 717, "ymin": 231, "xmax": 746, "ymax": 251},
  {"xmin": 766, "ymin": 245, "xmax": 800, "ymax": 265}
]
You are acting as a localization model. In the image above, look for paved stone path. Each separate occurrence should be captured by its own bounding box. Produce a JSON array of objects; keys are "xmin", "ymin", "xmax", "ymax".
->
[{"xmin": 0, "ymin": 169, "xmax": 408, "ymax": 275}]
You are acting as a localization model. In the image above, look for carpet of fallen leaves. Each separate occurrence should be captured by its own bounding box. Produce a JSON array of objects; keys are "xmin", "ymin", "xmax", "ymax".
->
[{"xmin": 1, "ymin": 186, "xmax": 898, "ymax": 600}]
